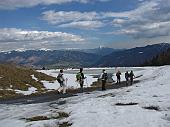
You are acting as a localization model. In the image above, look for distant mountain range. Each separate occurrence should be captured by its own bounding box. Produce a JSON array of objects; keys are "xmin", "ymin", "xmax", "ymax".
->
[
  {"xmin": 142, "ymin": 48, "xmax": 170, "ymax": 66},
  {"xmin": 0, "ymin": 43, "xmax": 170, "ymax": 68},
  {"xmin": 0, "ymin": 50, "xmax": 100, "ymax": 68},
  {"xmin": 94, "ymin": 43, "xmax": 170, "ymax": 67},
  {"xmin": 80, "ymin": 47, "xmax": 123, "ymax": 56}
]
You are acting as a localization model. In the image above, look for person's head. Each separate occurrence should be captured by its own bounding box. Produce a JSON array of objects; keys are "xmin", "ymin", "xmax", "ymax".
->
[
  {"xmin": 126, "ymin": 71, "xmax": 128, "ymax": 73},
  {"xmin": 80, "ymin": 68, "xmax": 83, "ymax": 72},
  {"xmin": 131, "ymin": 70, "xmax": 133, "ymax": 73},
  {"xmin": 60, "ymin": 69, "xmax": 63, "ymax": 73},
  {"xmin": 102, "ymin": 69, "xmax": 106, "ymax": 73}
]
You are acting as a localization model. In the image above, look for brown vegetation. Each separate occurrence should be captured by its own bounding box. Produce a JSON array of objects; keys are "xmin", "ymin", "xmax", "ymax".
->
[
  {"xmin": 0, "ymin": 64, "xmax": 56, "ymax": 98},
  {"xmin": 115, "ymin": 102, "xmax": 138, "ymax": 106},
  {"xmin": 143, "ymin": 106, "xmax": 160, "ymax": 111}
]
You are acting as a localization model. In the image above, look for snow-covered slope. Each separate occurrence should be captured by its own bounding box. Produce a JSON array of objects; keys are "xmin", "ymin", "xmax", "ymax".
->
[
  {"xmin": 0, "ymin": 66, "xmax": 170, "ymax": 127},
  {"xmin": 63, "ymin": 66, "xmax": 170, "ymax": 127}
]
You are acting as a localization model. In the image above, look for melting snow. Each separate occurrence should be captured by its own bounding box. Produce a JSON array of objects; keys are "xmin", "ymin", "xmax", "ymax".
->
[
  {"xmin": 15, "ymin": 87, "xmax": 37, "ymax": 95},
  {"xmin": 31, "ymin": 74, "xmax": 38, "ymax": 81},
  {"xmin": 0, "ymin": 66, "xmax": 170, "ymax": 127}
]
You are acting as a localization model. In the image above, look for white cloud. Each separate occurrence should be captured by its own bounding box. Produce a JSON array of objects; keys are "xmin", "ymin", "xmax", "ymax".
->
[
  {"xmin": 0, "ymin": 28, "xmax": 85, "ymax": 51},
  {"xmin": 41, "ymin": 0, "xmax": 170, "ymax": 38},
  {"xmin": 42, "ymin": 11, "xmax": 105, "ymax": 29},
  {"xmin": 0, "ymin": 0, "xmax": 111, "ymax": 9},
  {"xmin": 110, "ymin": 0, "xmax": 170, "ymax": 39},
  {"xmin": 0, "ymin": 28, "xmax": 84, "ymax": 42},
  {"xmin": 42, "ymin": 11, "xmax": 100, "ymax": 24},
  {"xmin": 59, "ymin": 21, "xmax": 105, "ymax": 29}
]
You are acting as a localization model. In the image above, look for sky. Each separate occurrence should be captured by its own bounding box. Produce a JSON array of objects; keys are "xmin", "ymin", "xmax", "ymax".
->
[{"xmin": 0, "ymin": 0, "xmax": 170, "ymax": 51}]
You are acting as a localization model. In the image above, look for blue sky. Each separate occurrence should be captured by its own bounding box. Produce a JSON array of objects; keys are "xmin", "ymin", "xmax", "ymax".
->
[{"xmin": 0, "ymin": 0, "xmax": 170, "ymax": 51}]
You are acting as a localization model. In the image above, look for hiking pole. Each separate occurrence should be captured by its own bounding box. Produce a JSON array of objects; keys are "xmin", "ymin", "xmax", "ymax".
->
[
  {"xmin": 85, "ymin": 77, "xmax": 89, "ymax": 87},
  {"xmin": 75, "ymin": 80, "xmax": 79, "ymax": 89},
  {"xmin": 65, "ymin": 78, "xmax": 68, "ymax": 87}
]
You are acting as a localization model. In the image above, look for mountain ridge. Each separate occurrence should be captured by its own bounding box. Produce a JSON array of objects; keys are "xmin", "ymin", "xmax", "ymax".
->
[
  {"xmin": 0, "ymin": 43, "xmax": 170, "ymax": 68},
  {"xmin": 94, "ymin": 43, "xmax": 170, "ymax": 67}
]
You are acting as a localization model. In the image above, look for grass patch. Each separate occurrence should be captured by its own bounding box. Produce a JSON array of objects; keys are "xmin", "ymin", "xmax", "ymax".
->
[
  {"xmin": 115, "ymin": 102, "xmax": 138, "ymax": 106},
  {"xmin": 24, "ymin": 111, "xmax": 69, "ymax": 123},
  {"xmin": 143, "ymin": 106, "xmax": 160, "ymax": 111},
  {"xmin": 91, "ymin": 80, "xmax": 101, "ymax": 87},
  {"xmin": 0, "ymin": 64, "xmax": 57, "ymax": 98},
  {"xmin": 59, "ymin": 122, "xmax": 72, "ymax": 127},
  {"xmin": 97, "ymin": 93, "xmax": 115, "ymax": 98},
  {"xmin": 25, "ymin": 116, "xmax": 50, "ymax": 122},
  {"xmin": 0, "ymin": 90, "xmax": 22, "ymax": 99},
  {"xmin": 52, "ymin": 112, "xmax": 69, "ymax": 119}
]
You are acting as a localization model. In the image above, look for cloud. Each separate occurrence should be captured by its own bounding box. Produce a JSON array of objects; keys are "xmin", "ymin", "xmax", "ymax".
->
[
  {"xmin": 42, "ymin": 11, "xmax": 105, "ymax": 29},
  {"xmin": 111, "ymin": 0, "xmax": 170, "ymax": 39},
  {"xmin": 0, "ymin": 28, "xmax": 85, "ymax": 51},
  {"xmin": 0, "ymin": 0, "xmax": 111, "ymax": 10},
  {"xmin": 41, "ymin": 0, "xmax": 170, "ymax": 38},
  {"xmin": 59, "ymin": 21, "xmax": 105, "ymax": 29},
  {"xmin": 42, "ymin": 11, "xmax": 100, "ymax": 24}
]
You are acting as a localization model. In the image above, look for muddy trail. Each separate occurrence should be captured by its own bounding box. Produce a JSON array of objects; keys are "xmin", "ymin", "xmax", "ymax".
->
[{"xmin": 0, "ymin": 79, "xmax": 141, "ymax": 105}]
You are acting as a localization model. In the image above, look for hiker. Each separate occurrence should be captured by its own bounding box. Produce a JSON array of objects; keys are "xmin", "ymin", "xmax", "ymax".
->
[
  {"xmin": 76, "ymin": 68, "xmax": 85, "ymax": 92},
  {"xmin": 116, "ymin": 70, "xmax": 121, "ymax": 84},
  {"xmin": 129, "ymin": 70, "xmax": 135, "ymax": 85},
  {"xmin": 100, "ymin": 69, "xmax": 108, "ymax": 90},
  {"xmin": 57, "ymin": 69, "xmax": 67, "ymax": 94},
  {"xmin": 125, "ymin": 71, "xmax": 129, "ymax": 85}
]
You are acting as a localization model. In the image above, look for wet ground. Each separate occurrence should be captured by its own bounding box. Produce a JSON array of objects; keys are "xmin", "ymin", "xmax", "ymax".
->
[{"xmin": 0, "ymin": 78, "xmax": 140, "ymax": 105}]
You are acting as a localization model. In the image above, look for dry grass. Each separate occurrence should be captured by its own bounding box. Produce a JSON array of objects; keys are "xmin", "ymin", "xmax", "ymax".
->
[
  {"xmin": 0, "ymin": 64, "xmax": 56, "ymax": 98},
  {"xmin": 143, "ymin": 106, "xmax": 160, "ymax": 111},
  {"xmin": 51, "ymin": 112, "xmax": 70, "ymax": 119},
  {"xmin": 0, "ymin": 90, "xmax": 23, "ymax": 99},
  {"xmin": 59, "ymin": 122, "xmax": 72, "ymax": 127},
  {"xmin": 115, "ymin": 102, "xmax": 138, "ymax": 106},
  {"xmin": 25, "ymin": 116, "xmax": 50, "ymax": 122},
  {"xmin": 24, "ymin": 111, "xmax": 69, "ymax": 122}
]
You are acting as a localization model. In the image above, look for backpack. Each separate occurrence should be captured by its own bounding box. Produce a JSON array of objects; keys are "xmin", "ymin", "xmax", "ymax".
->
[
  {"xmin": 116, "ymin": 72, "xmax": 121, "ymax": 77},
  {"xmin": 125, "ymin": 72, "xmax": 129, "ymax": 79},
  {"xmin": 57, "ymin": 74, "xmax": 63, "ymax": 83},
  {"xmin": 102, "ymin": 73, "xmax": 108, "ymax": 80},
  {"xmin": 76, "ymin": 72, "xmax": 82, "ymax": 81}
]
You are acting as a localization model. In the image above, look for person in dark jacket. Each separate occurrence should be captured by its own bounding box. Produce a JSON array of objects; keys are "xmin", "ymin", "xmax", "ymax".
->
[
  {"xmin": 125, "ymin": 71, "xmax": 129, "ymax": 85},
  {"xmin": 129, "ymin": 70, "xmax": 135, "ymax": 85},
  {"xmin": 116, "ymin": 70, "xmax": 121, "ymax": 84},
  {"xmin": 100, "ymin": 69, "xmax": 108, "ymax": 90},
  {"xmin": 57, "ymin": 69, "xmax": 67, "ymax": 94},
  {"xmin": 76, "ymin": 68, "xmax": 85, "ymax": 92}
]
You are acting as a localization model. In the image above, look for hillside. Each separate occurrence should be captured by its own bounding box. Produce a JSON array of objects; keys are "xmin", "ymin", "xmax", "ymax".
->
[
  {"xmin": 0, "ymin": 66, "xmax": 170, "ymax": 127},
  {"xmin": 142, "ymin": 48, "xmax": 170, "ymax": 66},
  {"xmin": 0, "ymin": 64, "xmax": 56, "ymax": 98},
  {"xmin": 0, "ymin": 50, "xmax": 100, "ymax": 68},
  {"xmin": 0, "ymin": 43, "xmax": 170, "ymax": 68},
  {"xmin": 94, "ymin": 43, "xmax": 170, "ymax": 67},
  {"xmin": 81, "ymin": 47, "xmax": 123, "ymax": 56}
]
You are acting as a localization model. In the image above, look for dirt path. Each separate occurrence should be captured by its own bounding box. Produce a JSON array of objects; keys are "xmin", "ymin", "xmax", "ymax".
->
[{"xmin": 0, "ymin": 80, "xmax": 139, "ymax": 105}]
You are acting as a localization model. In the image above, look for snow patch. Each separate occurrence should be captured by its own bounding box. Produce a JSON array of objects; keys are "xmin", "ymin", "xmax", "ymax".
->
[
  {"xmin": 1, "ymin": 66, "xmax": 170, "ymax": 127},
  {"xmin": 15, "ymin": 87, "xmax": 37, "ymax": 95},
  {"xmin": 31, "ymin": 74, "xmax": 38, "ymax": 81}
]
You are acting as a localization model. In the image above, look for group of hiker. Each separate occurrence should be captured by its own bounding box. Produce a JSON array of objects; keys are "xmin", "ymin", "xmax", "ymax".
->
[
  {"xmin": 116, "ymin": 70, "xmax": 135, "ymax": 85},
  {"xmin": 56, "ymin": 68, "xmax": 135, "ymax": 94},
  {"xmin": 56, "ymin": 68, "xmax": 86, "ymax": 94}
]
